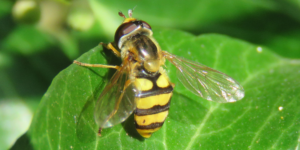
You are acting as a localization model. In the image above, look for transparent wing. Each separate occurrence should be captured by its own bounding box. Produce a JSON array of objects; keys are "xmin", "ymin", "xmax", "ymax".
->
[
  {"xmin": 94, "ymin": 59, "xmax": 138, "ymax": 128},
  {"xmin": 163, "ymin": 51, "xmax": 244, "ymax": 103}
]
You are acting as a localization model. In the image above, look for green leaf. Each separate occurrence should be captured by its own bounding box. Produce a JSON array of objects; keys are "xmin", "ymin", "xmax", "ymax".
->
[
  {"xmin": 24, "ymin": 29, "xmax": 300, "ymax": 149},
  {"xmin": 0, "ymin": 0, "xmax": 13, "ymax": 18},
  {"xmin": 264, "ymin": 29, "xmax": 300, "ymax": 58},
  {"xmin": 3, "ymin": 25, "xmax": 51, "ymax": 55},
  {"xmin": 89, "ymin": 0, "xmax": 300, "ymax": 60},
  {"xmin": 90, "ymin": 0, "xmax": 276, "ymax": 39}
]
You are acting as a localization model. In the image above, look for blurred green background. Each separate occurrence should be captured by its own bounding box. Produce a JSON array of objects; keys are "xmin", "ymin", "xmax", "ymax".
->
[{"xmin": 1, "ymin": 0, "xmax": 300, "ymax": 149}]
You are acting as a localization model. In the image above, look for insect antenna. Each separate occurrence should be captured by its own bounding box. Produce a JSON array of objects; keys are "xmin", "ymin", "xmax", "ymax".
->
[
  {"xmin": 118, "ymin": 11, "xmax": 126, "ymax": 19},
  {"xmin": 128, "ymin": 6, "xmax": 137, "ymax": 18},
  {"xmin": 128, "ymin": 9, "xmax": 133, "ymax": 18}
]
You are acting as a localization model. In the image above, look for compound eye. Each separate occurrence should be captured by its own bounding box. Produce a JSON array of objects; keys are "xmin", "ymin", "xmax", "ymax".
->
[
  {"xmin": 115, "ymin": 22, "xmax": 138, "ymax": 44},
  {"xmin": 122, "ymin": 23, "xmax": 138, "ymax": 35},
  {"xmin": 142, "ymin": 21, "xmax": 151, "ymax": 29},
  {"xmin": 118, "ymin": 22, "xmax": 138, "ymax": 37}
]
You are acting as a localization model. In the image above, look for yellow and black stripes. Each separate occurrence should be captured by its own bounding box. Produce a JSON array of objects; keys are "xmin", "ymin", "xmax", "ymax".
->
[
  {"xmin": 134, "ymin": 69, "xmax": 173, "ymax": 138},
  {"xmin": 135, "ymin": 100, "xmax": 170, "ymax": 115}
]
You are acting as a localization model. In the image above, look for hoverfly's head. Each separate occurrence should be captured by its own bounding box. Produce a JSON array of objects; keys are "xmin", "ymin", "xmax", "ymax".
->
[{"xmin": 114, "ymin": 9, "xmax": 152, "ymax": 49}]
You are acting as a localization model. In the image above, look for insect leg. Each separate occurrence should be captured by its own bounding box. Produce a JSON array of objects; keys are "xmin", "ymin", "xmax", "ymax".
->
[
  {"xmin": 73, "ymin": 60, "xmax": 120, "ymax": 69},
  {"xmin": 98, "ymin": 127, "xmax": 102, "ymax": 136},
  {"xmin": 100, "ymin": 42, "xmax": 121, "ymax": 57},
  {"xmin": 102, "ymin": 79, "xmax": 133, "ymax": 127}
]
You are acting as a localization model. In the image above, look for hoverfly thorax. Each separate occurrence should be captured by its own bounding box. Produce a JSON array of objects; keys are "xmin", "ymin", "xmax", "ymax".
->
[{"xmin": 115, "ymin": 18, "xmax": 162, "ymax": 73}]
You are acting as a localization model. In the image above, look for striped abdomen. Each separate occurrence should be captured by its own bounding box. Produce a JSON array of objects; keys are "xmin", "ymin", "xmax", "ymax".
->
[{"xmin": 134, "ymin": 70, "xmax": 173, "ymax": 138}]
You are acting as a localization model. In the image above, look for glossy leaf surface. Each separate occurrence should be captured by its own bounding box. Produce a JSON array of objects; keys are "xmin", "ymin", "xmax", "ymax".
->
[{"xmin": 27, "ymin": 29, "xmax": 300, "ymax": 150}]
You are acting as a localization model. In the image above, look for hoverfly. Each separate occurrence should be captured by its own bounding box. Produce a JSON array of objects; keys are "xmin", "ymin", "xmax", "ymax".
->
[{"xmin": 74, "ymin": 9, "xmax": 244, "ymax": 138}]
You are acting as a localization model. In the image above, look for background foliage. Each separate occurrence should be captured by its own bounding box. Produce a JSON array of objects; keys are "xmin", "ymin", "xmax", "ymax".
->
[{"xmin": 1, "ymin": 0, "xmax": 300, "ymax": 149}]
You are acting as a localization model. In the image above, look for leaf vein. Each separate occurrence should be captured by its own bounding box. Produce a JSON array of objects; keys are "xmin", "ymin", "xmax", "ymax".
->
[
  {"xmin": 248, "ymin": 90, "xmax": 289, "ymax": 148},
  {"xmin": 184, "ymin": 104, "xmax": 220, "ymax": 150}
]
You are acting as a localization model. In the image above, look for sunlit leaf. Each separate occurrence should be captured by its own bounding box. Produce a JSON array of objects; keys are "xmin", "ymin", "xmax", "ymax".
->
[{"xmin": 24, "ymin": 29, "xmax": 300, "ymax": 149}]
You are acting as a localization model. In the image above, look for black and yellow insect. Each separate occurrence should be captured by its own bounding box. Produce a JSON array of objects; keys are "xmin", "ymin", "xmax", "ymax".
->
[{"xmin": 74, "ymin": 10, "xmax": 244, "ymax": 138}]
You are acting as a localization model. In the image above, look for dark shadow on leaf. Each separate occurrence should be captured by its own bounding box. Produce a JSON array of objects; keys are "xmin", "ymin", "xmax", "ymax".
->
[
  {"xmin": 76, "ymin": 44, "xmax": 123, "ymax": 143},
  {"xmin": 188, "ymin": 11, "xmax": 300, "ymax": 58},
  {"xmin": 122, "ymin": 114, "xmax": 145, "ymax": 141},
  {"xmin": 10, "ymin": 133, "xmax": 33, "ymax": 150},
  {"xmin": 76, "ymin": 76, "xmax": 105, "ymax": 143},
  {"xmin": 190, "ymin": 12, "xmax": 300, "ymax": 44},
  {"xmin": 101, "ymin": 44, "xmax": 122, "ymax": 77}
]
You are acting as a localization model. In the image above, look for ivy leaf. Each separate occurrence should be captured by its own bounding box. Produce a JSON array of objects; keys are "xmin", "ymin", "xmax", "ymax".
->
[
  {"xmin": 90, "ymin": 0, "xmax": 278, "ymax": 39},
  {"xmin": 24, "ymin": 29, "xmax": 300, "ymax": 149}
]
